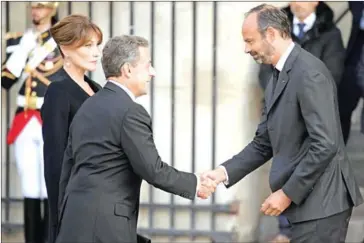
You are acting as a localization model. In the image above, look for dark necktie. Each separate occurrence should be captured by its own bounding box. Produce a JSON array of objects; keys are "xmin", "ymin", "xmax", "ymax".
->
[
  {"xmin": 297, "ymin": 23, "xmax": 306, "ymax": 40},
  {"xmin": 272, "ymin": 68, "xmax": 280, "ymax": 93}
]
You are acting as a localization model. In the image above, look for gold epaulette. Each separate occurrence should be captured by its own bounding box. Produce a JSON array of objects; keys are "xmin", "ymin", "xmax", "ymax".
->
[
  {"xmin": 5, "ymin": 32, "xmax": 23, "ymax": 40},
  {"xmin": 2, "ymin": 70, "xmax": 16, "ymax": 80},
  {"xmin": 38, "ymin": 58, "xmax": 64, "ymax": 77},
  {"xmin": 41, "ymin": 31, "xmax": 49, "ymax": 39}
]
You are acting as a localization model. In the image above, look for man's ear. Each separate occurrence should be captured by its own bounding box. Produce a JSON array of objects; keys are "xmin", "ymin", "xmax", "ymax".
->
[
  {"xmin": 265, "ymin": 26, "xmax": 276, "ymax": 41},
  {"xmin": 121, "ymin": 63, "xmax": 132, "ymax": 78}
]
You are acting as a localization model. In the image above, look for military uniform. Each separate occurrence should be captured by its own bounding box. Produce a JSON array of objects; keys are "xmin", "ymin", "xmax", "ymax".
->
[{"xmin": 2, "ymin": 12, "xmax": 62, "ymax": 242}]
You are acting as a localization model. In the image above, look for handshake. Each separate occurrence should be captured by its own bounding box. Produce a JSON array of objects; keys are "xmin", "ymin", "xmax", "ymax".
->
[
  {"xmin": 196, "ymin": 166, "xmax": 228, "ymax": 199},
  {"xmin": 195, "ymin": 167, "xmax": 292, "ymax": 216}
]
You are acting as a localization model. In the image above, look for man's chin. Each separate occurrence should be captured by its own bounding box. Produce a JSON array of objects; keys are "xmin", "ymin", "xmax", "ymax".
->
[
  {"xmin": 141, "ymin": 91, "xmax": 148, "ymax": 96},
  {"xmin": 254, "ymin": 57, "xmax": 272, "ymax": 65},
  {"xmin": 136, "ymin": 92, "xmax": 147, "ymax": 99},
  {"xmin": 32, "ymin": 20, "xmax": 40, "ymax": 25},
  {"xmin": 254, "ymin": 58, "xmax": 263, "ymax": 64}
]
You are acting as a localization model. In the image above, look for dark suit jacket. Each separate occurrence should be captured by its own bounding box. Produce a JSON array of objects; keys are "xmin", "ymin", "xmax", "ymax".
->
[
  {"xmin": 56, "ymin": 82, "xmax": 197, "ymax": 243},
  {"xmin": 222, "ymin": 44, "xmax": 363, "ymax": 223},
  {"xmin": 41, "ymin": 68, "xmax": 101, "ymax": 243}
]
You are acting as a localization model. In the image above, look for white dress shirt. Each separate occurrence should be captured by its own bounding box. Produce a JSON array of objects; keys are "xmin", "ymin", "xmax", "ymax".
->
[
  {"xmin": 275, "ymin": 42, "xmax": 295, "ymax": 71},
  {"xmin": 107, "ymin": 80, "xmax": 136, "ymax": 102},
  {"xmin": 292, "ymin": 12, "xmax": 316, "ymax": 38}
]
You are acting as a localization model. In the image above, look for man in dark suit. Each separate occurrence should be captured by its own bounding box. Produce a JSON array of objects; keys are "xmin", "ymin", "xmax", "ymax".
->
[
  {"xmin": 338, "ymin": 1, "xmax": 364, "ymax": 144},
  {"xmin": 257, "ymin": 2, "xmax": 346, "ymax": 241},
  {"xmin": 358, "ymin": 45, "xmax": 364, "ymax": 135},
  {"xmin": 55, "ymin": 35, "xmax": 216, "ymax": 243},
  {"xmin": 202, "ymin": 4, "xmax": 363, "ymax": 242}
]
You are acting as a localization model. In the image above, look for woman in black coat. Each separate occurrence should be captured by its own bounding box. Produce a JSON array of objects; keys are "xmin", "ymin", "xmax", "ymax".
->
[{"xmin": 41, "ymin": 14, "xmax": 103, "ymax": 243}]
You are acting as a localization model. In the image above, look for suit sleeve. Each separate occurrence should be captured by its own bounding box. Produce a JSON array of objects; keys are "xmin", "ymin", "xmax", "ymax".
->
[
  {"xmin": 58, "ymin": 135, "xmax": 74, "ymax": 212},
  {"xmin": 321, "ymin": 28, "xmax": 346, "ymax": 86},
  {"xmin": 220, "ymin": 105, "xmax": 273, "ymax": 188},
  {"xmin": 120, "ymin": 104, "xmax": 197, "ymax": 200},
  {"xmin": 41, "ymin": 83, "xmax": 70, "ymax": 222},
  {"xmin": 282, "ymin": 71, "xmax": 339, "ymax": 205}
]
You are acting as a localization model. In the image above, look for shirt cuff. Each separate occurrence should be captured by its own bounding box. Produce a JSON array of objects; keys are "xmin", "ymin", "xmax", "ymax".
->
[
  {"xmin": 195, "ymin": 173, "xmax": 199, "ymax": 197},
  {"xmin": 218, "ymin": 165, "xmax": 229, "ymax": 185}
]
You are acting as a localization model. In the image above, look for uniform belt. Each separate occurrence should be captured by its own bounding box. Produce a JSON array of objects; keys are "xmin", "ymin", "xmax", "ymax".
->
[{"xmin": 17, "ymin": 95, "xmax": 44, "ymax": 109}]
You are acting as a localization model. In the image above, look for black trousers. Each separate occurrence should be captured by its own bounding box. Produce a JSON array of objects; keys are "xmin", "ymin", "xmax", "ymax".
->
[
  {"xmin": 290, "ymin": 208, "xmax": 352, "ymax": 243},
  {"xmin": 24, "ymin": 198, "xmax": 49, "ymax": 243}
]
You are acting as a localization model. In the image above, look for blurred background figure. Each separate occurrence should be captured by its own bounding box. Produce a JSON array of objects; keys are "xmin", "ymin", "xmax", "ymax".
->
[
  {"xmin": 338, "ymin": 1, "xmax": 364, "ymax": 144},
  {"xmin": 357, "ymin": 44, "xmax": 364, "ymax": 136},
  {"xmin": 259, "ymin": 1, "xmax": 345, "ymax": 91},
  {"xmin": 1, "ymin": 2, "xmax": 62, "ymax": 243},
  {"xmin": 257, "ymin": 2, "xmax": 346, "ymax": 242}
]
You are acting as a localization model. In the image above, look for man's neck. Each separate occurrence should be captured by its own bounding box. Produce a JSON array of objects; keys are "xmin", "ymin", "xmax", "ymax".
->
[
  {"xmin": 297, "ymin": 17, "xmax": 307, "ymax": 23},
  {"xmin": 34, "ymin": 22, "xmax": 52, "ymax": 34},
  {"xmin": 108, "ymin": 78, "xmax": 137, "ymax": 100},
  {"xmin": 271, "ymin": 39, "xmax": 294, "ymax": 67},
  {"xmin": 109, "ymin": 78, "xmax": 134, "ymax": 93},
  {"xmin": 297, "ymin": 13, "xmax": 312, "ymax": 23}
]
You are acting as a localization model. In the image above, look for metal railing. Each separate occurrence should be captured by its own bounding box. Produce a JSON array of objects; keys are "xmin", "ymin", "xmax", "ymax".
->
[
  {"xmin": 1, "ymin": 2, "xmax": 351, "ymax": 241},
  {"xmin": 1, "ymin": 2, "xmax": 237, "ymax": 241}
]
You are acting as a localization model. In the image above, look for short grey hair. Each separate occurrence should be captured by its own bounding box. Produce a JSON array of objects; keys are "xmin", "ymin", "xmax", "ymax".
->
[
  {"xmin": 246, "ymin": 4, "xmax": 291, "ymax": 39},
  {"xmin": 101, "ymin": 35, "xmax": 149, "ymax": 78}
]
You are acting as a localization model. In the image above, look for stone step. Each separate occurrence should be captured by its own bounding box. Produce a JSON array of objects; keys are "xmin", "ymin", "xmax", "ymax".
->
[
  {"xmin": 346, "ymin": 188, "xmax": 364, "ymax": 243},
  {"xmin": 347, "ymin": 216, "xmax": 364, "ymax": 243}
]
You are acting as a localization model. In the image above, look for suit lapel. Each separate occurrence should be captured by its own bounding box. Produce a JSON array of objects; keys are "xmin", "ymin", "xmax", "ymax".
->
[{"xmin": 266, "ymin": 44, "xmax": 301, "ymax": 115}]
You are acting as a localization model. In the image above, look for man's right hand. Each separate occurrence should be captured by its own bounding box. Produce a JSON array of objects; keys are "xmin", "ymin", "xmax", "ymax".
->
[
  {"xmin": 196, "ymin": 176, "xmax": 217, "ymax": 199},
  {"xmin": 200, "ymin": 166, "xmax": 227, "ymax": 185}
]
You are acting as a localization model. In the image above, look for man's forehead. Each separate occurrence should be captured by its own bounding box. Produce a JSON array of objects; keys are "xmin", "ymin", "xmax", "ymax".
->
[
  {"xmin": 242, "ymin": 14, "xmax": 259, "ymax": 38},
  {"xmin": 137, "ymin": 46, "xmax": 151, "ymax": 62},
  {"xmin": 243, "ymin": 13, "xmax": 258, "ymax": 30},
  {"xmin": 138, "ymin": 46, "xmax": 150, "ymax": 55}
]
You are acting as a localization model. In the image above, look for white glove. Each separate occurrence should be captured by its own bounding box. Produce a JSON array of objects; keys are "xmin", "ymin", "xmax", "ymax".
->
[
  {"xmin": 19, "ymin": 30, "xmax": 38, "ymax": 52},
  {"xmin": 5, "ymin": 30, "xmax": 38, "ymax": 78}
]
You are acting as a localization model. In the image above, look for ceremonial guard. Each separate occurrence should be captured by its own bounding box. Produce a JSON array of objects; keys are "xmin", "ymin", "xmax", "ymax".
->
[{"xmin": 1, "ymin": 2, "xmax": 62, "ymax": 242}]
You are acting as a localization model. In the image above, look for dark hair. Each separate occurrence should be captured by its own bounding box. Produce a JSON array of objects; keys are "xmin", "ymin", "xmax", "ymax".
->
[
  {"xmin": 246, "ymin": 4, "xmax": 291, "ymax": 39},
  {"xmin": 50, "ymin": 14, "xmax": 103, "ymax": 54}
]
